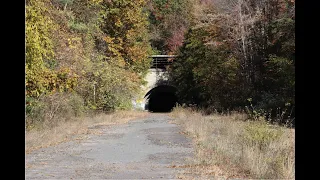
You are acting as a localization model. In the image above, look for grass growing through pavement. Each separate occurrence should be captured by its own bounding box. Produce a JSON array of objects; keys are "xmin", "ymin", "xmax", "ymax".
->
[
  {"xmin": 170, "ymin": 107, "xmax": 295, "ymax": 179},
  {"xmin": 26, "ymin": 110, "xmax": 148, "ymax": 154}
]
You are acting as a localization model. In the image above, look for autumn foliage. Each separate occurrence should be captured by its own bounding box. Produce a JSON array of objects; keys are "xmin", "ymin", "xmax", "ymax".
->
[
  {"xmin": 26, "ymin": 0, "xmax": 152, "ymax": 125},
  {"xmin": 147, "ymin": 0, "xmax": 192, "ymax": 54},
  {"xmin": 168, "ymin": 0, "xmax": 295, "ymax": 125},
  {"xmin": 26, "ymin": 0, "xmax": 295, "ymax": 126}
]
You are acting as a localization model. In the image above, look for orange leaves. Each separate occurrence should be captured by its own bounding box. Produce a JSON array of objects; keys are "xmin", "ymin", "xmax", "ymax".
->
[{"xmin": 127, "ymin": 44, "xmax": 148, "ymax": 62}]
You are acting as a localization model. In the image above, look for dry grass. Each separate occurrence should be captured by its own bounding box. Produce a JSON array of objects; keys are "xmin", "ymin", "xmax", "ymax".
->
[
  {"xmin": 25, "ymin": 110, "xmax": 148, "ymax": 154},
  {"xmin": 170, "ymin": 107, "xmax": 295, "ymax": 179}
]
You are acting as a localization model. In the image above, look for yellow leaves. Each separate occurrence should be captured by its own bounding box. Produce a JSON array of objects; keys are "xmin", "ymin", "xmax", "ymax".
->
[
  {"xmin": 67, "ymin": 37, "xmax": 82, "ymax": 49},
  {"xmin": 51, "ymin": 67, "xmax": 78, "ymax": 93},
  {"xmin": 26, "ymin": 0, "xmax": 58, "ymax": 98},
  {"xmin": 26, "ymin": 0, "xmax": 151, "ymax": 112},
  {"xmin": 103, "ymin": 36, "xmax": 123, "ymax": 47},
  {"xmin": 26, "ymin": 57, "xmax": 79, "ymax": 97},
  {"xmin": 128, "ymin": 44, "xmax": 148, "ymax": 62},
  {"xmin": 100, "ymin": 0, "xmax": 152, "ymax": 72},
  {"xmin": 103, "ymin": 36, "xmax": 127, "ymax": 66},
  {"xmin": 89, "ymin": 0, "xmax": 103, "ymax": 5},
  {"xmin": 115, "ymin": 18, "xmax": 123, "ymax": 27},
  {"xmin": 103, "ymin": 36, "xmax": 114, "ymax": 44}
]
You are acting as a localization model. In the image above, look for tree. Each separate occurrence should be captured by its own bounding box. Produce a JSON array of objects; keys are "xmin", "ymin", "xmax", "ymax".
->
[
  {"xmin": 99, "ymin": 0, "xmax": 152, "ymax": 75},
  {"xmin": 26, "ymin": 0, "xmax": 154, "ymax": 116},
  {"xmin": 169, "ymin": 0, "xmax": 295, "ymax": 121},
  {"xmin": 147, "ymin": 0, "xmax": 193, "ymax": 54}
]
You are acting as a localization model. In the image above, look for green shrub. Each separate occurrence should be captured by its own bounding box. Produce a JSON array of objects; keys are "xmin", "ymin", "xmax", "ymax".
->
[
  {"xmin": 241, "ymin": 121, "xmax": 283, "ymax": 150},
  {"xmin": 68, "ymin": 21, "xmax": 88, "ymax": 32}
]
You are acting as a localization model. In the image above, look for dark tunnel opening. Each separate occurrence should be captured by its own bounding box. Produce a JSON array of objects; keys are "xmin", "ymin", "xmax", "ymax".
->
[{"xmin": 144, "ymin": 85, "xmax": 178, "ymax": 112}]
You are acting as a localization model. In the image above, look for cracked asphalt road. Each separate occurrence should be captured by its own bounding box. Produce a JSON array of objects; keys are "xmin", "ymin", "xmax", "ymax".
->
[{"xmin": 25, "ymin": 113, "xmax": 194, "ymax": 179}]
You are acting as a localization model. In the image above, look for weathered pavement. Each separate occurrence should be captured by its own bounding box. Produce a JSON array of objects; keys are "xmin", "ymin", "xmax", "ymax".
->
[{"xmin": 25, "ymin": 113, "xmax": 194, "ymax": 179}]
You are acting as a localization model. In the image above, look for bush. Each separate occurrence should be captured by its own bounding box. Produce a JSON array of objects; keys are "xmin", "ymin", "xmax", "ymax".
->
[
  {"xmin": 75, "ymin": 61, "xmax": 140, "ymax": 112},
  {"xmin": 26, "ymin": 92, "xmax": 85, "ymax": 130},
  {"xmin": 68, "ymin": 21, "xmax": 88, "ymax": 33},
  {"xmin": 241, "ymin": 121, "xmax": 283, "ymax": 151}
]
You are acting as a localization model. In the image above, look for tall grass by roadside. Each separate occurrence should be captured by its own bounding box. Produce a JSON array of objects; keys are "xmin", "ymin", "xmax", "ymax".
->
[
  {"xmin": 26, "ymin": 92, "xmax": 148, "ymax": 154},
  {"xmin": 26, "ymin": 92, "xmax": 86, "ymax": 131},
  {"xmin": 26, "ymin": 110, "xmax": 148, "ymax": 154},
  {"xmin": 170, "ymin": 106, "xmax": 295, "ymax": 179}
]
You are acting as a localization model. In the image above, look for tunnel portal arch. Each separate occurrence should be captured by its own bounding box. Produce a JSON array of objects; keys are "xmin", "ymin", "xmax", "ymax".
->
[{"xmin": 144, "ymin": 85, "xmax": 178, "ymax": 112}]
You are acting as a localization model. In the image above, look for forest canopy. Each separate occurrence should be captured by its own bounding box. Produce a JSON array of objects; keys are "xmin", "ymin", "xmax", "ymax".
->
[{"xmin": 26, "ymin": 0, "xmax": 295, "ymax": 126}]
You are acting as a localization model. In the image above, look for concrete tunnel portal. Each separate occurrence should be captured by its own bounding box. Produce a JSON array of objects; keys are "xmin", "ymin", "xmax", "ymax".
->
[{"xmin": 144, "ymin": 85, "xmax": 178, "ymax": 112}]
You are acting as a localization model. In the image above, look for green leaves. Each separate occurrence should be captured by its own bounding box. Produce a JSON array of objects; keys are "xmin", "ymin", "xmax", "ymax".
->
[
  {"xmin": 26, "ymin": 0, "xmax": 56, "ymax": 98},
  {"xmin": 242, "ymin": 121, "xmax": 284, "ymax": 150},
  {"xmin": 78, "ymin": 61, "xmax": 140, "ymax": 111},
  {"xmin": 169, "ymin": 25, "xmax": 242, "ymax": 109}
]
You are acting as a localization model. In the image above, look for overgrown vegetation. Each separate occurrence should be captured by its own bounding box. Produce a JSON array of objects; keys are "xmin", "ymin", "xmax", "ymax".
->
[
  {"xmin": 26, "ymin": 0, "xmax": 153, "ymax": 129},
  {"xmin": 26, "ymin": 110, "xmax": 148, "ymax": 153},
  {"xmin": 168, "ymin": 0, "xmax": 295, "ymax": 125},
  {"xmin": 146, "ymin": 0, "xmax": 193, "ymax": 54},
  {"xmin": 26, "ymin": 0, "xmax": 295, "ymax": 177},
  {"xmin": 171, "ymin": 107, "xmax": 295, "ymax": 179}
]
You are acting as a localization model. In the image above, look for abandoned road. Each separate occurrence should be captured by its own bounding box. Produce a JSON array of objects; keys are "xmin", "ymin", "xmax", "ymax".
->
[{"xmin": 25, "ymin": 113, "xmax": 194, "ymax": 179}]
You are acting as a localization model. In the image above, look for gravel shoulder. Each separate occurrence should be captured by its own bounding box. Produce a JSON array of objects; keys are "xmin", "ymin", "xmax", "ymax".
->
[{"xmin": 25, "ymin": 113, "xmax": 194, "ymax": 179}]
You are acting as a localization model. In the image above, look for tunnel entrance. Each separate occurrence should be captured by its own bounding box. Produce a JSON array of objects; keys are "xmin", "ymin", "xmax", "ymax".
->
[{"xmin": 144, "ymin": 85, "xmax": 178, "ymax": 112}]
